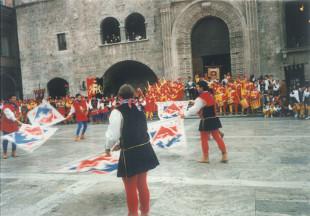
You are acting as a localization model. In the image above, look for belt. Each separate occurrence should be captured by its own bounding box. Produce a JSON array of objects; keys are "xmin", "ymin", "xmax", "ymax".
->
[{"xmin": 123, "ymin": 141, "xmax": 150, "ymax": 152}]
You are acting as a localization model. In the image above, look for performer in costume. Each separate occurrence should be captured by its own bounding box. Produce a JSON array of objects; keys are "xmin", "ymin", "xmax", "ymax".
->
[
  {"xmin": 105, "ymin": 84, "xmax": 159, "ymax": 216},
  {"xmin": 67, "ymin": 94, "xmax": 92, "ymax": 141},
  {"xmin": 90, "ymin": 96, "xmax": 100, "ymax": 124},
  {"xmin": 181, "ymin": 81, "xmax": 228, "ymax": 163},
  {"xmin": 56, "ymin": 97, "xmax": 67, "ymax": 124},
  {"xmin": 1, "ymin": 95, "xmax": 22, "ymax": 159}
]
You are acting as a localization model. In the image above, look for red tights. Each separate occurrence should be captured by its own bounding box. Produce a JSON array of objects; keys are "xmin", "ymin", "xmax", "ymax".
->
[
  {"xmin": 122, "ymin": 172, "xmax": 149, "ymax": 216},
  {"xmin": 200, "ymin": 130, "xmax": 226, "ymax": 157}
]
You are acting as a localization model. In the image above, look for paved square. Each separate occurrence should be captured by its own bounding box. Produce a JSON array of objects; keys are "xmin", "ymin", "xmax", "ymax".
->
[{"xmin": 1, "ymin": 117, "xmax": 310, "ymax": 216}]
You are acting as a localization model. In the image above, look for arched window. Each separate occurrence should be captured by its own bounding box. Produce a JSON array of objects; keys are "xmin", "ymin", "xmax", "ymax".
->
[
  {"xmin": 285, "ymin": 1, "xmax": 310, "ymax": 48},
  {"xmin": 125, "ymin": 13, "xmax": 146, "ymax": 41},
  {"xmin": 101, "ymin": 17, "xmax": 121, "ymax": 44}
]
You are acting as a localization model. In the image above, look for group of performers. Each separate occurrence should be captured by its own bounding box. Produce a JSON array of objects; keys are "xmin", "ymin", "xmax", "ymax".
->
[{"xmin": 187, "ymin": 74, "xmax": 262, "ymax": 116}]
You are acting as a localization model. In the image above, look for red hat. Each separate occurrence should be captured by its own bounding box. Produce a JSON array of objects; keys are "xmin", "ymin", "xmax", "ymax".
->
[
  {"xmin": 242, "ymin": 75, "xmax": 246, "ymax": 78},
  {"xmin": 177, "ymin": 78, "xmax": 182, "ymax": 80},
  {"xmin": 236, "ymin": 75, "xmax": 240, "ymax": 78},
  {"xmin": 246, "ymin": 79, "xmax": 250, "ymax": 82}
]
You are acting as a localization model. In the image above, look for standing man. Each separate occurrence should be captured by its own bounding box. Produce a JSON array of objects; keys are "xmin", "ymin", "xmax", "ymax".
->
[
  {"xmin": 1, "ymin": 95, "xmax": 22, "ymax": 159},
  {"xmin": 181, "ymin": 81, "xmax": 228, "ymax": 163},
  {"xmin": 185, "ymin": 76, "xmax": 196, "ymax": 100},
  {"xmin": 67, "ymin": 94, "xmax": 92, "ymax": 141},
  {"xmin": 105, "ymin": 84, "xmax": 159, "ymax": 216}
]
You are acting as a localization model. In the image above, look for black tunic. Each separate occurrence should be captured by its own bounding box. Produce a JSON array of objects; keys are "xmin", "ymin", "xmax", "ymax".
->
[
  {"xmin": 198, "ymin": 92, "xmax": 222, "ymax": 131},
  {"xmin": 199, "ymin": 105, "xmax": 222, "ymax": 131},
  {"xmin": 116, "ymin": 102, "xmax": 159, "ymax": 178}
]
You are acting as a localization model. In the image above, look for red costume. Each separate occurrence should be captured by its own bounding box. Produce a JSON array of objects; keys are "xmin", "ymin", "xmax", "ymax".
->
[
  {"xmin": 1, "ymin": 103, "xmax": 19, "ymax": 133},
  {"xmin": 72, "ymin": 100, "xmax": 88, "ymax": 122}
]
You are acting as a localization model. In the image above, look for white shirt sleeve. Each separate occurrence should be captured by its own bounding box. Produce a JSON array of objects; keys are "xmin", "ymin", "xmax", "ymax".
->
[
  {"xmin": 3, "ymin": 108, "xmax": 17, "ymax": 121},
  {"xmin": 105, "ymin": 109, "xmax": 122, "ymax": 149},
  {"xmin": 68, "ymin": 104, "xmax": 75, "ymax": 116},
  {"xmin": 273, "ymin": 84, "xmax": 279, "ymax": 91},
  {"xmin": 87, "ymin": 102, "xmax": 93, "ymax": 110},
  {"xmin": 141, "ymin": 100, "xmax": 146, "ymax": 106},
  {"xmin": 184, "ymin": 97, "xmax": 205, "ymax": 118}
]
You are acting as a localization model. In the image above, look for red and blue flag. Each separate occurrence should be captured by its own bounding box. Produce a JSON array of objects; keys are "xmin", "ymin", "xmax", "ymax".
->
[
  {"xmin": 148, "ymin": 118, "xmax": 186, "ymax": 149},
  {"xmin": 27, "ymin": 102, "xmax": 65, "ymax": 127},
  {"xmin": 157, "ymin": 101, "xmax": 189, "ymax": 120},
  {"xmin": 56, "ymin": 153, "xmax": 119, "ymax": 174},
  {"xmin": 1, "ymin": 126, "xmax": 58, "ymax": 152}
]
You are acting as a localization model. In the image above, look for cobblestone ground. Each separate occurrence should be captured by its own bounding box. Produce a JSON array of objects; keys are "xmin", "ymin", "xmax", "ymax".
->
[{"xmin": 1, "ymin": 117, "xmax": 310, "ymax": 216}]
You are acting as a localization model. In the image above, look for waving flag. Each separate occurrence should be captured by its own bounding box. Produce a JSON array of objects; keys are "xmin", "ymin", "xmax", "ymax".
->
[
  {"xmin": 19, "ymin": 124, "xmax": 44, "ymax": 137},
  {"xmin": 55, "ymin": 152, "xmax": 119, "ymax": 174},
  {"xmin": 27, "ymin": 102, "xmax": 65, "ymax": 127},
  {"xmin": 1, "ymin": 127, "xmax": 58, "ymax": 152},
  {"xmin": 157, "ymin": 101, "xmax": 189, "ymax": 120},
  {"xmin": 148, "ymin": 118, "xmax": 186, "ymax": 149}
]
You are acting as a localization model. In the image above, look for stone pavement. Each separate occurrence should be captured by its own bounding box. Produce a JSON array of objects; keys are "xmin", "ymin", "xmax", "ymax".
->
[{"xmin": 1, "ymin": 117, "xmax": 310, "ymax": 216}]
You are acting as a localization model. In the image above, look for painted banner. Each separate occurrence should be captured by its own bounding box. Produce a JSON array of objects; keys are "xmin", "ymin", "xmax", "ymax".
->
[
  {"xmin": 157, "ymin": 101, "xmax": 189, "ymax": 120},
  {"xmin": 55, "ymin": 152, "xmax": 119, "ymax": 174},
  {"xmin": 148, "ymin": 118, "xmax": 186, "ymax": 149},
  {"xmin": 1, "ymin": 126, "xmax": 58, "ymax": 152},
  {"xmin": 86, "ymin": 77, "xmax": 103, "ymax": 98},
  {"xmin": 27, "ymin": 102, "xmax": 66, "ymax": 127}
]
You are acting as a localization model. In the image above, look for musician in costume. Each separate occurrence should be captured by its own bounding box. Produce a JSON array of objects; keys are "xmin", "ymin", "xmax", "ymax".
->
[
  {"xmin": 99, "ymin": 96, "xmax": 110, "ymax": 124},
  {"xmin": 105, "ymin": 84, "xmax": 159, "ymax": 216},
  {"xmin": 227, "ymin": 82, "xmax": 239, "ymax": 116},
  {"xmin": 1, "ymin": 95, "xmax": 22, "ymax": 159},
  {"xmin": 67, "ymin": 94, "xmax": 92, "ymax": 141},
  {"xmin": 56, "ymin": 97, "xmax": 67, "ymax": 123},
  {"xmin": 20, "ymin": 100, "xmax": 29, "ymax": 123},
  {"xmin": 181, "ymin": 81, "xmax": 228, "ymax": 163},
  {"xmin": 90, "ymin": 96, "xmax": 100, "ymax": 124},
  {"xmin": 250, "ymin": 86, "xmax": 261, "ymax": 114}
]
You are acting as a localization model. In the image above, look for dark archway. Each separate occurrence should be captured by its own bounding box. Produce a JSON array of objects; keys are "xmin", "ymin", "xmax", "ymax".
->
[
  {"xmin": 285, "ymin": 1, "xmax": 310, "ymax": 48},
  {"xmin": 0, "ymin": 73, "xmax": 16, "ymax": 100},
  {"xmin": 125, "ymin": 13, "xmax": 146, "ymax": 40},
  {"xmin": 47, "ymin": 78, "xmax": 68, "ymax": 98},
  {"xmin": 101, "ymin": 17, "xmax": 121, "ymax": 44},
  {"xmin": 103, "ymin": 61, "xmax": 157, "ymax": 96},
  {"xmin": 191, "ymin": 17, "xmax": 231, "ymax": 80}
]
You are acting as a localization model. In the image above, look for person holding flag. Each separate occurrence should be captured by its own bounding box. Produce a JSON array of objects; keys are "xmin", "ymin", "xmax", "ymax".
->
[
  {"xmin": 67, "ymin": 94, "xmax": 92, "ymax": 141},
  {"xmin": 1, "ymin": 94, "xmax": 22, "ymax": 159},
  {"xmin": 105, "ymin": 84, "xmax": 159, "ymax": 216},
  {"xmin": 181, "ymin": 81, "xmax": 228, "ymax": 163}
]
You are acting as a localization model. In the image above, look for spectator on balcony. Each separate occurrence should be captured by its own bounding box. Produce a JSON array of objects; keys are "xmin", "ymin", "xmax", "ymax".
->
[{"xmin": 130, "ymin": 32, "xmax": 136, "ymax": 41}]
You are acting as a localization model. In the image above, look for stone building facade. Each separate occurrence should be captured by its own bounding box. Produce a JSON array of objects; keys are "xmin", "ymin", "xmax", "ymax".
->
[
  {"xmin": 14, "ymin": 0, "xmax": 310, "ymax": 98},
  {"xmin": 0, "ymin": 0, "xmax": 22, "ymax": 99}
]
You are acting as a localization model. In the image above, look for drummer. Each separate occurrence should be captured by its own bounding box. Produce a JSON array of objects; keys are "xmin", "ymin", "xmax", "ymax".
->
[{"xmin": 250, "ymin": 86, "xmax": 261, "ymax": 114}]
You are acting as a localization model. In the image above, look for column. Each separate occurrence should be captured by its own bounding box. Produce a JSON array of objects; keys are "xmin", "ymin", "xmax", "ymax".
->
[
  {"xmin": 119, "ymin": 25, "xmax": 126, "ymax": 42},
  {"xmin": 159, "ymin": 3, "xmax": 173, "ymax": 79},
  {"xmin": 246, "ymin": 0, "xmax": 260, "ymax": 77}
]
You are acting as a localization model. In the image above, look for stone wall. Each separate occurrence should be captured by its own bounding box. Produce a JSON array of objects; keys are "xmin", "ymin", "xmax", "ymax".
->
[
  {"xmin": 15, "ymin": 0, "xmax": 164, "ymax": 98},
  {"xmin": 15, "ymin": 0, "xmax": 310, "ymax": 98}
]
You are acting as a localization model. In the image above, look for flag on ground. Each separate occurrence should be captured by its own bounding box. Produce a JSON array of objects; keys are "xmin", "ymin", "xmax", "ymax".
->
[{"xmin": 55, "ymin": 152, "xmax": 119, "ymax": 174}]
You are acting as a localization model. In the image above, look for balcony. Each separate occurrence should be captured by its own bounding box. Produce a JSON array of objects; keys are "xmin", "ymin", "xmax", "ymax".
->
[{"xmin": 282, "ymin": 46, "xmax": 310, "ymax": 58}]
